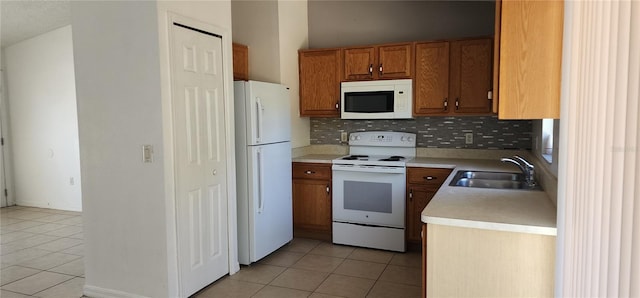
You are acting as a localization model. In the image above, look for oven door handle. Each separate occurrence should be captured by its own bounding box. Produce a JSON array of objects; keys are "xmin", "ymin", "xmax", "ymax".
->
[{"xmin": 332, "ymin": 164, "xmax": 406, "ymax": 174}]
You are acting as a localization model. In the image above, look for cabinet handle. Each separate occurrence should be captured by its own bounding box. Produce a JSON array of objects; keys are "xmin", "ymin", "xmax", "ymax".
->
[
  {"xmin": 379, "ymin": 64, "xmax": 383, "ymax": 74},
  {"xmin": 369, "ymin": 64, "xmax": 373, "ymax": 76},
  {"xmin": 409, "ymin": 189, "xmax": 413, "ymax": 202},
  {"xmin": 423, "ymin": 176, "xmax": 436, "ymax": 181},
  {"xmin": 326, "ymin": 185, "xmax": 330, "ymax": 194},
  {"xmin": 443, "ymin": 98, "xmax": 448, "ymax": 111},
  {"xmin": 305, "ymin": 170, "xmax": 316, "ymax": 175},
  {"xmin": 455, "ymin": 98, "xmax": 459, "ymax": 110},
  {"xmin": 335, "ymin": 102, "xmax": 339, "ymax": 110}
]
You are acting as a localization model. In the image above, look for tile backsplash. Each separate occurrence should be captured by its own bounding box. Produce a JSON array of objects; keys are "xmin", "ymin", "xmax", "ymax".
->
[{"xmin": 310, "ymin": 116, "xmax": 532, "ymax": 150}]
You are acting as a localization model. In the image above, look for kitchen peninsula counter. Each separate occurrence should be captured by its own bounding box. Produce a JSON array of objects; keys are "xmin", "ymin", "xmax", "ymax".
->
[{"xmin": 409, "ymin": 157, "xmax": 557, "ymax": 236}]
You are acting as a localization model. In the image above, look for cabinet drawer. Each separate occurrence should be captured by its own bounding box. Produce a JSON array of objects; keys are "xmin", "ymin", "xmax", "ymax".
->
[
  {"xmin": 407, "ymin": 167, "xmax": 452, "ymax": 187},
  {"xmin": 293, "ymin": 162, "xmax": 332, "ymax": 180}
]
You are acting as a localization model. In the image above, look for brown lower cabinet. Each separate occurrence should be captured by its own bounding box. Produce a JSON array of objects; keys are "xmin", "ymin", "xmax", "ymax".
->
[
  {"xmin": 292, "ymin": 162, "xmax": 332, "ymax": 241},
  {"xmin": 406, "ymin": 167, "xmax": 452, "ymax": 246}
]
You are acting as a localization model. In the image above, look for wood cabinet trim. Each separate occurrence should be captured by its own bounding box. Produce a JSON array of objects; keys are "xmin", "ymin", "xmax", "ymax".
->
[{"xmin": 232, "ymin": 43, "xmax": 249, "ymax": 81}]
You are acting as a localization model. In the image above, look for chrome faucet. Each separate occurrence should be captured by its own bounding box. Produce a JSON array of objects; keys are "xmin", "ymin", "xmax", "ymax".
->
[{"xmin": 500, "ymin": 155, "xmax": 536, "ymax": 188}]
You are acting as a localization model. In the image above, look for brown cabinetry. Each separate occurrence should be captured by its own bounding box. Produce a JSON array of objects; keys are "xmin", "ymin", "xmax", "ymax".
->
[
  {"xmin": 299, "ymin": 49, "xmax": 342, "ymax": 117},
  {"xmin": 406, "ymin": 167, "xmax": 452, "ymax": 244},
  {"xmin": 232, "ymin": 43, "xmax": 249, "ymax": 81},
  {"xmin": 343, "ymin": 43, "xmax": 412, "ymax": 81},
  {"xmin": 292, "ymin": 162, "xmax": 332, "ymax": 241},
  {"xmin": 414, "ymin": 39, "xmax": 493, "ymax": 116},
  {"xmin": 493, "ymin": 0, "xmax": 563, "ymax": 119}
]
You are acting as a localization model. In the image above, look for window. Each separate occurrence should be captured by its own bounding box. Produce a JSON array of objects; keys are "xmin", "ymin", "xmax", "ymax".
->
[{"xmin": 541, "ymin": 119, "xmax": 554, "ymax": 163}]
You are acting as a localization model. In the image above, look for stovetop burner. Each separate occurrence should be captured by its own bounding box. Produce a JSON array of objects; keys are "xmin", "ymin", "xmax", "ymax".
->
[
  {"xmin": 332, "ymin": 131, "xmax": 416, "ymax": 167},
  {"xmin": 342, "ymin": 155, "xmax": 369, "ymax": 160},
  {"xmin": 378, "ymin": 156, "xmax": 405, "ymax": 161}
]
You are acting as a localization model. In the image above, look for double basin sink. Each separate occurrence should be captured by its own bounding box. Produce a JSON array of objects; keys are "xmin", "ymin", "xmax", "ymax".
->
[{"xmin": 449, "ymin": 170, "xmax": 540, "ymax": 190}]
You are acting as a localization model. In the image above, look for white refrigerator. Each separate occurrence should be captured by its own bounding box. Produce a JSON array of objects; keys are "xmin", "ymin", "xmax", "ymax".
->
[{"xmin": 235, "ymin": 80, "xmax": 292, "ymax": 265}]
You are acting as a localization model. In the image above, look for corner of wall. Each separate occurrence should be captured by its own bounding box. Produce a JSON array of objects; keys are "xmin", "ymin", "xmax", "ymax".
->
[{"xmin": 277, "ymin": 0, "xmax": 310, "ymax": 148}]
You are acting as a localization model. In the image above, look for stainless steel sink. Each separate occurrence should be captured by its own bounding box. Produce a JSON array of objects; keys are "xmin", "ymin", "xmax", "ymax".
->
[
  {"xmin": 456, "ymin": 171, "xmax": 523, "ymax": 181},
  {"xmin": 449, "ymin": 170, "xmax": 540, "ymax": 190}
]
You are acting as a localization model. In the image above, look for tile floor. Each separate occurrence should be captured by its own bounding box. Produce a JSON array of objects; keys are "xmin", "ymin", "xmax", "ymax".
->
[
  {"xmin": 194, "ymin": 238, "xmax": 422, "ymax": 298},
  {"xmin": 1, "ymin": 206, "xmax": 84, "ymax": 298},
  {"xmin": 2, "ymin": 206, "xmax": 422, "ymax": 298}
]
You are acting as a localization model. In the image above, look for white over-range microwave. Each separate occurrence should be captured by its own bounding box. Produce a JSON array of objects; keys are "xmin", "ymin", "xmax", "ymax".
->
[{"xmin": 340, "ymin": 79, "xmax": 413, "ymax": 119}]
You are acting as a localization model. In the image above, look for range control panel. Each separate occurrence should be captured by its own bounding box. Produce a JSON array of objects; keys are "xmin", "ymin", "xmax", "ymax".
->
[{"xmin": 348, "ymin": 131, "xmax": 416, "ymax": 147}]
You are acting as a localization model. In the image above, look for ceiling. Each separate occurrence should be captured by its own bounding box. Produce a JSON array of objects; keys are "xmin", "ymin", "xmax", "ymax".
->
[{"xmin": 1, "ymin": 0, "xmax": 71, "ymax": 48}]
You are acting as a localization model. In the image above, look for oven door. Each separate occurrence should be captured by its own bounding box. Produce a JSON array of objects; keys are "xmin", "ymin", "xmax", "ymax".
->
[{"xmin": 332, "ymin": 164, "xmax": 406, "ymax": 228}]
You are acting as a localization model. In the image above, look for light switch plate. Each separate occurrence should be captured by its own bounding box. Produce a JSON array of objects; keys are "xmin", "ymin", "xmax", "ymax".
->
[{"xmin": 142, "ymin": 145, "xmax": 154, "ymax": 163}]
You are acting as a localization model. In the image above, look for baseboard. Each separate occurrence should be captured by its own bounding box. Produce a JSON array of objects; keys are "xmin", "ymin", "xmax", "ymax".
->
[{"xmin": 83, "ymin": 285, "xmax": 151, "ymax": 298}]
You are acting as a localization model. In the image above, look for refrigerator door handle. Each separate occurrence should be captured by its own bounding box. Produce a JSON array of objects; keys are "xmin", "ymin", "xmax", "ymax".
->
[
  {"xmin": 257, "ymin": 148, "xmax": 264, "ymax": 213},
  {"xmin": 256, "ymin": 97, "xmax": 263, "ymax": 143}
]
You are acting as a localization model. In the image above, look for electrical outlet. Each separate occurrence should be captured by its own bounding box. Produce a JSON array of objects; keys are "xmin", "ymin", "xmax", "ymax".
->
[
  {"xmin": 341, "ymin": 132, "xmax": 348, "ymax": 142},
  {"xmin": 465, "ymin": 133, "xmax": 473, "ymax": 144}
]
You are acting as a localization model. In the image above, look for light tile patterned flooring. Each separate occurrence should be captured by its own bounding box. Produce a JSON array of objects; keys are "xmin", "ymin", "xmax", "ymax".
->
[
  {"xmin": 1, "ymin": 206, "xmax": 422, "ymax": 298},
  {"xmin": 1, "ymin": 206, "xmax": 84, "ymax": 297},
  {"xmin": 194, "ymin": 238, "xmax": 422, "ymax": 298}
]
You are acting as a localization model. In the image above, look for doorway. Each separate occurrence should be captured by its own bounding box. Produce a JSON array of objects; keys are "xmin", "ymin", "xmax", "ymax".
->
[
  {"xmin": 0, "ymin": 69, "xmax": 7, "ymax": 208},
  {"xmin": 170, "ymin": 22, "xmax": 229, "ymax": 297}
]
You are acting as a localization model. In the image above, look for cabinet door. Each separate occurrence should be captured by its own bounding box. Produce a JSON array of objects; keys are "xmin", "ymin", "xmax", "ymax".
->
[
  {"xmin": 497, "ymin": 0, "xmax": 563, "ymax": 119},
  {"xmin": 414, "ymin": 42, "xmax": 450, "ymax": 115},
  {"xmin": 299, "ymin": 49, "xmax": 342, "ymax": 117},
  {"xmin": 293, "ymin": 178, "xmax": 332, "ymax": 232},
  {"xmin": 232, "ymin": 43, "xmax": 249, "ymax": 81},
  {"xmin": 378, "ymin": 43, "xmax": 412, "ymax": 79},
  {"xmin": 407, "ymin": 186, "xmax": 436, "ymax": 243},
  {"xmin": 450, "ymin": 39, "xmax": 493, "ymax": 114},
  {"xmin": 343, "ymin": 46, "xmax": 376, "ymax": 81}
]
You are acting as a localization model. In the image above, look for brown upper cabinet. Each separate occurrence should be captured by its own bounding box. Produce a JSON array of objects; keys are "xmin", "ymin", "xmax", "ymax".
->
[
  {"xmin": 232, "ymin": 43, "xmax": 249, "ymax": 81},
  {"xmin": 414, "ymin": 38, "xmax": 493, "ymax": 116},
  {"xmin": 343, "ymin": 43, "xmax": 412, "ymax": 81},
  {"xmin": 299, "ymin": 48, "xmax": 342, "ymax": 117},
  {"xmin": 493, "ymin": 0, "xmax": 563, "ymax": 119}
]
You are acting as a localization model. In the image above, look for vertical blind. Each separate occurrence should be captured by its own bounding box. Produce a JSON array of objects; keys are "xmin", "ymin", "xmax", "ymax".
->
[{"xmin": 558, "ymin": 0, "xmax": 639, "ymax": 297}]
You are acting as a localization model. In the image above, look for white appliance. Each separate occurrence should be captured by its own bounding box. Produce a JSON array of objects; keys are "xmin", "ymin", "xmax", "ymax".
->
[
  {"xmin": 340, "ymin": 79, "xmax": 413, "ymax": 119},
  {"xmin": 235, "ymin": 80, "xmax": 293, "ymax": 265},
  {"xmin": 332, "ymin": 131, "xmax": 416, "ymax": 252}
]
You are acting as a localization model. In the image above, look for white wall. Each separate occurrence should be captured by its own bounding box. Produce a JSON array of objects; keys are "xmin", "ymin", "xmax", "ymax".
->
[
  {"xmin": 232, "ymin": 0, "xmax": 311, "ymax": 148},
  {"xmin": 278, "ymin": 0, "xmax": 310, "ymax": 148},
  {"xmin": 71, "ymin": 2, "xmax": 169, "ymax": 296},
  {"xmin": 231, "ymin": 0, "xmax": 281, "ymax": 83},
  {"xmin": 71, "ymin": 1, "xmax": 234, "ymax": 297},
  {"xmin": 4, "ymin": 25, "xmax": 82, "ymax": 211}
]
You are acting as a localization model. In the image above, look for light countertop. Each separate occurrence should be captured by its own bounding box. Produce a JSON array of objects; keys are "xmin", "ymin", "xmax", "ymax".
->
[
  {"xmin": 292, "ymin": 154, "xmax": 343, "ymax": 164},
  {"xmin": 292, "ymin": 154, "xmax": 557, "ymax": 236},
  {"xmin": 410, "ymin": 157, "xmax": 557, "ymax": 236}
]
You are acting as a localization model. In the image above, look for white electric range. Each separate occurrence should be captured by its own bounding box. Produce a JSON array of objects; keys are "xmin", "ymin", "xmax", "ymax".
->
[{"xmin": 332, "ymin": 131, "xmax": 416, "ymax": 252}]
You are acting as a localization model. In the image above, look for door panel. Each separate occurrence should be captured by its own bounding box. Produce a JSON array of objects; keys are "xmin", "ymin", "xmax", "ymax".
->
[
  {"xmin": 414, "ymin": 42, "xmax": 450, "ymax": 115},
  {"xmin": 172, "ymin": 24, "xmax": 228, "ymax": 297},
  {"xmin": 247, "ymin": 142, "xmax": 293, "ymax": 262},
  {"xmin": 332, "ymin": 169, "xmax": 406, "ymax": 228},
  {"xmin": 244, "ymin": 81, "xmax": 290, "ymax": 145}
]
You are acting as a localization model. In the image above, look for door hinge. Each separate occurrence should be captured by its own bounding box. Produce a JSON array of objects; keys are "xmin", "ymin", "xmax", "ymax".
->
[
  {"xmin": 4, "ymin": 189, "xmax": 7, "ymax": 197},
  {"xmin": 1, "ymin": 137, "xmax": 4, "ymax": 146}
]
